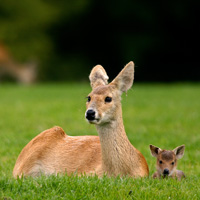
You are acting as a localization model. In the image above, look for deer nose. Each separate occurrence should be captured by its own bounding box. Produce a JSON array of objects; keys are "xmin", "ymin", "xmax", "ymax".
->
[
  {"xmin": 163, "ymin": 169, "xmax": 169, "ymax": 175},
  {"xmin": 86, "ymin": 109, "xmax": 96, "ymax": 121}
]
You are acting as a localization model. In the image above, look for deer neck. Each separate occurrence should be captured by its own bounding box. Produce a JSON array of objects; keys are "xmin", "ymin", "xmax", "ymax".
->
[{"xmin": 95, "ymin": 106, "xmax": 133, "ymax": 176}]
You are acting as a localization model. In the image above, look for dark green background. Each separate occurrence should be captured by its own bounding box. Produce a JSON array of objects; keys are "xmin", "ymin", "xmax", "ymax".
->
[{"xmin": 0, "ymin": 0, "xmax": 199, "ymax": 82}]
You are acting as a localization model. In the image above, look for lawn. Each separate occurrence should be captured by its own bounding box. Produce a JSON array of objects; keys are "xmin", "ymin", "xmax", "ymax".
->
[{"xmin": 0, "ymin": 83, "xmax": 200, "ymax": 199}]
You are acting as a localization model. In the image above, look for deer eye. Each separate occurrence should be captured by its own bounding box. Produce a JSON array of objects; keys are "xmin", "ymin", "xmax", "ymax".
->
[
  {"xmin": 87, "ymin": 96, "xmax": 91, "ymax": 102},
  {"xmin": 159, "ymin": 160, "xmax": 163, "ymax": 164},
  {"xmin": 105, "ymin": 96, "xmax": 112, "ymax": 103},
  {"xmin": 171, "ymin": 162, "xmax": 175, "ymax": 165}
]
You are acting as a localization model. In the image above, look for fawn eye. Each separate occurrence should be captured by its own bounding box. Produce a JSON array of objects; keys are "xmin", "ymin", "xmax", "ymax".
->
[
  {"xmin": 159, "ymin": 160, "xmax": 163, "ymax": 164},
  {"xmin": 105, "ymin": 96, "xmax": 112, "ymax": 103},
  {"xmin": 171, "ymin": 162, "xmax": 175, "ymax": 165},
  {"xmin": 87, "ymin": 96, "xmax": 91, "ymax": 102}
]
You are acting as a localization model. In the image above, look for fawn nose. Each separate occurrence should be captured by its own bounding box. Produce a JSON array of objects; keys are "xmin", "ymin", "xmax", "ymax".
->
[
  {"xmin": 163, "ymin": 169, "xmax": 169, "ymax": 175},
  {"xmin": 86, "ymin": 109, "xmax": 96, "ymax": 121}
]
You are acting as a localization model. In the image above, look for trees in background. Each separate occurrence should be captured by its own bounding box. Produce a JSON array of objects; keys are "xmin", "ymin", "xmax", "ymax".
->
[{"xmin": 0, "ymin": 0, "xmax": 199, "ymax": 82}]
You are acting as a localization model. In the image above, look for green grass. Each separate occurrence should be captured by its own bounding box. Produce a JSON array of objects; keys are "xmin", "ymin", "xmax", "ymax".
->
[{"xmin": 0, "ymin": 83, "xmax": 200, "ymax": 199}]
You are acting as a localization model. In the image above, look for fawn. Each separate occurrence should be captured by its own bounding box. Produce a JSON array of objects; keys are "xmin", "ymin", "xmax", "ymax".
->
[
  {"xmin": 13, "ymin": 61, "xmax": 149, "ymax": 178},
  {"xmin": 150, "ymin": 144, "xmax": 185, "ymax": 180}
]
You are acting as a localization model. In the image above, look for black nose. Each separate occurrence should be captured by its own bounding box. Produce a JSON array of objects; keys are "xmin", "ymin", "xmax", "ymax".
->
[
  {"xmin": 163, "ymin": 169, "xmax": 169, "ymax": 175},
  {"xmin": 86, "ymin": 109, "xmax": 96, "ymax": 121}
]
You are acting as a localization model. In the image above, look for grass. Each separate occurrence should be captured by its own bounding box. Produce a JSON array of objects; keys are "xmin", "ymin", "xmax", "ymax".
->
[{"xmin": 0, "ymin": 83, "xmax": 200, "ymax": 199}]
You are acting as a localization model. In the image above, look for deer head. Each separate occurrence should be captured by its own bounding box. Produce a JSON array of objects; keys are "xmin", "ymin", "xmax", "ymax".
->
[{"xmin": 85, "ymin": 61, "xmax": 134, "ymax": 125}]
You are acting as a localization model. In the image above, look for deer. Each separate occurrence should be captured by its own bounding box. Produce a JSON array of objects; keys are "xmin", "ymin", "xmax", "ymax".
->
[
  {"xmin": 13, "ymin": 61, "xmax": 149, "ymax": 178},
  {"xmin": 150, "ymin": 144, "xmax": 185, "ymax": 180},
  {"xmin": 0, "ymin": 42, "xmax": 37, "ymax": 84}
]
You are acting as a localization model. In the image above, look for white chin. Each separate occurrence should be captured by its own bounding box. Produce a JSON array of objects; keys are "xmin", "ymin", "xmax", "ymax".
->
[{"xmin": 87, "ymin": 119, "xmax": 101, "ymax": 124}]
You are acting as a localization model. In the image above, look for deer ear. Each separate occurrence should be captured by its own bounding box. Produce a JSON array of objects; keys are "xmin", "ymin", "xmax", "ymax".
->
[
  {"xmin": 89, "ymin": 65, "xmax": 109, "ymax": 89},
  {"xmin": 111, "ymin": 61, "xmax": 134, "ymax": 94},
  {"xmin": 173, "ymin": 145, "xmax": 185, "ymax": 159},
  {"xmin": 150, "ymin": 145, "xmax": 162, "ymax": 158}
]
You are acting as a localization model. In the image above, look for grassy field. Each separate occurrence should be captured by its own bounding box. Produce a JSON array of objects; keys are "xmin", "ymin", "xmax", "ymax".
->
[{"xmin": 0, "ymin": 83, "xmax": 200, "ymax": 199}]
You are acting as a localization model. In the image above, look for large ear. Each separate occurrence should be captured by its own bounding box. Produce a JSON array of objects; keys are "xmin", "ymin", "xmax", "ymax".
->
[
  {"xmin": 150, "ymin": 145, "xmax": 162, "ymax": 158},
  {"xmin": 173, "ymin": 145, "xmax": 185, "ymax": 159},
  {"xmin": 89, "ymin": 65, "xmax": 109, "ymax": 89},
  {"xmin": 111, "ymin": 61, "xmax": 134, "ymax": 94}
]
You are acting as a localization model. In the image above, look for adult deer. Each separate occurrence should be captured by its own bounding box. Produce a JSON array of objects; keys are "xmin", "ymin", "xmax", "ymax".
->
[
  {"xmin": 0, "ymin": 42, "xmax": 36, "ymax": 84},
  {"xmin": 13, "ymin": 61, "xmax": 149, "ymax": 178}
]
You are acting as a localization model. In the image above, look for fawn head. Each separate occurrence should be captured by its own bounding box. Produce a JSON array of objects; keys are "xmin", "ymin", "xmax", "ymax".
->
[
  {"xmin": 85, "ymin": 61, "xmax": 134, "ymax": 125},
  {"xmin": 150, "ymin": 144, "xmax": 185, "ymax": 177}
]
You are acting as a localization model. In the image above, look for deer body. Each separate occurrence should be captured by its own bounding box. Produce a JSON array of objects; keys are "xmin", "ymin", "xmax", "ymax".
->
[
  {"xmin": 13, "ymin": 61, "xmax": 149, "ymax": 178},
  {"xmin": 13, "ymin": 126, "xmax": 102, "ymax": 177},
  {"xmin": 150, "ymin": 144, "xmax": 185, "ymax": 181}
]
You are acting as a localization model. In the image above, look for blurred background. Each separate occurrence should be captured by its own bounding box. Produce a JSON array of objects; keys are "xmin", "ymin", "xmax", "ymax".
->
[{"xmin": 0, "ymin": 0, "xmax": 199, "ymax": 84}]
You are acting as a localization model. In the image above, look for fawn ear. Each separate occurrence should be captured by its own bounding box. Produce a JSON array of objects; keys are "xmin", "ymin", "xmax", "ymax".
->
[
  {"xmin": 173, "ymin": 145, "xmax": 185, "ymax": 159},
  {"xmin": 150, "ymin": 145, "xmax": 162, "ymax": 157},
  {"xmin": 111, "ymin": 61, "xmax": 134, "ymax": 95},
  {"xmin": 89, "ymin": 65, "xmax": 109, "ymax": 89}
]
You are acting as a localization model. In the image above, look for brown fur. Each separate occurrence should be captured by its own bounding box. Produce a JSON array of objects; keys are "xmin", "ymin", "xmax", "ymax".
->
[
  {"xmin": 150, "ymin": 145, "xmax": 185, "ymax": 181},
  {"xmin": 13, "ymin": 61, "xmax": 149, "ymax": 178},
  {"xmin": 13, "ymin": 127, "xmax": 102, "ymax": 177}
]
